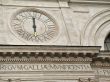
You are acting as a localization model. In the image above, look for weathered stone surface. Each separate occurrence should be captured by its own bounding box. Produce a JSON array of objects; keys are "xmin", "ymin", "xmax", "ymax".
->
[
  {"xmin": 0, "ymin": 0, "xmax": 110, "ymax": 82},
  {"xmin": 0, "ymin": 0, "xmax": 109, "ymax": 50}
]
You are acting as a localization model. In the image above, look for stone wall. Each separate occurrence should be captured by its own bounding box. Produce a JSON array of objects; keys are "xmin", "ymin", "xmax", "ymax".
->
[{"xmin": 0, "ymin": 0, "xmax": 110, "ymax": 48}]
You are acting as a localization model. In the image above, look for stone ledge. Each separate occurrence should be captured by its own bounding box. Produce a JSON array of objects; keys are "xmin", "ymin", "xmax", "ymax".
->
[
  {"xmin": 0, "ymin": 45, "xmax": 101, "ymax": 53},
  {"xmin": 69, "ymin": 0, "xmax": 110, "ymax": 4},
  {"xmin": 0, "ymin": 45, "xmax": 100, "ymax": 62}
]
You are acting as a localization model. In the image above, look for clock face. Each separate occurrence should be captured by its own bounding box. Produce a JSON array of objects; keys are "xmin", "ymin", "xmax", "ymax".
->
[{"xmin": 11, "ymin": 8, "xmax": 58, "ymax": 43}]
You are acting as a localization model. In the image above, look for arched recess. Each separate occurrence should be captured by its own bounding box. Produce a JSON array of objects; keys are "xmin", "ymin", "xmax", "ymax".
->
[
  {"xmin": 81, "ymin": 9, "xmax": 110, "ymax": 50},
  {"xmin": 104, "ymin": 33, "xmax": 110, "ymax": 50}
]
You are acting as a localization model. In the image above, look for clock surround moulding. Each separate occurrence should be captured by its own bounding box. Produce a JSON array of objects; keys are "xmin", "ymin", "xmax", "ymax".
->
[{"xmin": 10, "ymin": 8, "xmax": 59, "ymax": 44}]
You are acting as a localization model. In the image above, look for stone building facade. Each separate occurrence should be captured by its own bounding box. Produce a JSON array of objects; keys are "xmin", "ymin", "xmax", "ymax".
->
[{"xmin": 0, "ymin": 0, "xmax": 110, "ymax": 82}]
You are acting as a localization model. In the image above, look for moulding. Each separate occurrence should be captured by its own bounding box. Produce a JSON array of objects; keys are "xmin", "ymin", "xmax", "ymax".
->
[
  {"xmin": 99, "ymin": 51, "xmax": 110, "ymax": 58},
  {"xmin": 0, "ymin": 45, "xmax": 101, "ymax": 55},
  {"xmin": 1, "ymin": 0, "xmax": 110, "ymax": 6},
  {"xmin": 69, "ymin": 0, "xmax": 110, "ymax": 4},
  {"xmin": 81, "ymin": 9, "xmax": 110, "ymax": 50},
  {"xmin": 0, "ymin": 45, "xmax": 109, "ymax": 67},
  {"xmin": 0, "ymin": 45, "xmax": 101, "ymax": 52},
  {"xmin": 0, "ymin": 57, "xmax": 92, "ymax": 63},
  {"xmin": 0, "ymin": 45, "xmax": 100, "ymax": 62}
]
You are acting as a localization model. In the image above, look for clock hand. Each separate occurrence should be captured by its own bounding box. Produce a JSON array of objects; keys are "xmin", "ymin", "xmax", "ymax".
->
[{"xmin": 32, "ymin": 17, "xmax": 37, "ymax": 36}]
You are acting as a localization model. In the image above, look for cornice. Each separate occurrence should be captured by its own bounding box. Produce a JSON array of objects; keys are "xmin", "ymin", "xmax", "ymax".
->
[
  {"xmin": 0, "ymin": 45, "xmax": 100, "ymax": 62},
  {"xmin": 0, "ymin": 45, "xmax": 109, "ymax": 68},
  {"xmin": 1, "ymin": 0, "xmax": 110, "ymax": 7},
  {"xmin": 92, "ymin": 53, "xmax": 110, "ymax": 68},
  {"xmin": 99, "ymin": 51, "xmax": 110, "ymax": 58}
]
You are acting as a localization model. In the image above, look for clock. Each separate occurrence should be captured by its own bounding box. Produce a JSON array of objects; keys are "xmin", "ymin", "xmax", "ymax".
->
[{"xmin": 10, "ymin": 8, "xmax": 58, "ymax": 43}]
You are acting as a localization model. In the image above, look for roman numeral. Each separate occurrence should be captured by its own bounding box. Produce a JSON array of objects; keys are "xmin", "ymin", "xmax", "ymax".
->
[
  {"xmin": 37, "ymin": 13, "xmax": 42, "ymax": 19},
  {"xmin": 44, "ymin": 18, "xmax": 51, "ymax": 23}
]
